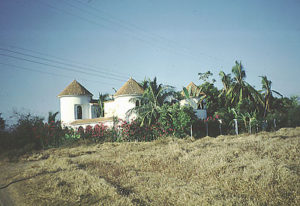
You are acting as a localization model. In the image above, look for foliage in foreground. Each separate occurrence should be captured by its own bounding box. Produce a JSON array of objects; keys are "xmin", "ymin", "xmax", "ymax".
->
[
  {"xmin": 0, "ymin": 128, "xmax": 299, "ymax": 205},
  {"xmin": 0, "ymin": 112, "xmax": 67, "ymax": 152}
]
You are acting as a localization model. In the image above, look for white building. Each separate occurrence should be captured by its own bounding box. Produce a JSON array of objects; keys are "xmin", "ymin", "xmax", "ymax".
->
[
  {"xmin": 104, "ymin": 78, "xmax": 144, "ymax": 121},
  {"xmin": 58, "ymin": 79, "xmax": 206, "ymax": 129},
  {"xmin": 58, "ymin": 78, "xmax": 143, "ymax": 129}
]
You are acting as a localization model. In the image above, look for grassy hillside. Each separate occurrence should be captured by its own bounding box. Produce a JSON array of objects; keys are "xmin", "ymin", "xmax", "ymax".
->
[{"xmin": 0, "ymin": 128, "xmax": 299, "ymax": 205}]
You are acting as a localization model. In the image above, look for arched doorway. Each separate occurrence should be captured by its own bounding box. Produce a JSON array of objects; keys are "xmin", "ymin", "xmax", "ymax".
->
[{"xmin": 76, "ymin": 105, "xmax": 82, "ymax": 119}]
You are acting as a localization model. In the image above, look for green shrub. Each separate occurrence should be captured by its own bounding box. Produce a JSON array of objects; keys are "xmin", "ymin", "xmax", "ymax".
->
[
  {"xmin": 0, "ymin": 130, "xmax": 10, "ymax": 152},
  {"xmin": 158, "ymin": 103, "xmax": 196, "ymax": 138},
  {"xmin": 10, "ymin": 113, "xmax": 45, "ymax": 150},
  {"xmin": 287, "ymin": 105, "xmax": 300, "ymax": 127},
  {"xmin": 64, "ymin": 128, "xmax": 81, "ymax": 140}
]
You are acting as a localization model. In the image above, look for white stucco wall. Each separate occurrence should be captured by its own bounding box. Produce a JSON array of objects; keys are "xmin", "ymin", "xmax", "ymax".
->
[
  {"xmin": 59, "ymin": 95, "xmax": 92, "ymax": 125},
  {"xmin": 180, "ymin": 98, "xmax": 198, "ymax": 109},
  {"xmin": 104, "ymin": 101, "xmax": 116, "ymax": 118},
  {"xmin": 115, "ymin": 95, "xmax": 138, "ymax": 121},
  {"xmin": 104, "ymin": 95, "xmax": 139, "ymax": 122},
  {"xmin": 180, "ymin": 98, "xmax": 207, "ymax": 120},
  {"xmin": 70, "ymin": 120, "xmax": 114, "ymax": 130}
]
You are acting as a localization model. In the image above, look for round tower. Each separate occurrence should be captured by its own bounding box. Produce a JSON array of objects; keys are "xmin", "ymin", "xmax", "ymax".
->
[
  {"xmin": 112, "ymin": 77, "xmax": 144, "ymax": 121},
  {"xmin": 57, "ymin": 80, "xmax": 93, "ymax": 126}
]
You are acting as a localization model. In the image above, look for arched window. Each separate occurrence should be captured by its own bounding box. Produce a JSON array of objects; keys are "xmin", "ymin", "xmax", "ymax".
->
[
  {"xmin": 136, "ymin": 100, "xmax": 140, "ymax": 107},
  {"xmin": 76, "ymin": 105, "xmax": 82, "ymax": 119}
]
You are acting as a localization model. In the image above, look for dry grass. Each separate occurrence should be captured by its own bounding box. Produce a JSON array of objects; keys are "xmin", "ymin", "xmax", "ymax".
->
[{"xmin": 0, "ymin": 127, "xmax": 299, "ymax": 205}]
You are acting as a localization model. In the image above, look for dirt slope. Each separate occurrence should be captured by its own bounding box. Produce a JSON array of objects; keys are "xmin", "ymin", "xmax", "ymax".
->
[{"xmin": 0, "ymin": 127, "xmax": 299, "ymax": 205}]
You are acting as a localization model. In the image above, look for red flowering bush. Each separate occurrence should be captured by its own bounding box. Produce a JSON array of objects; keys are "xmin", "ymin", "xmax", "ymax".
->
[
  {"xmin": 93, "ymin": 124, "xmax": 105, "ymax": 137},
  {"xmin": 84, "ymin": 125, "xmax": 93, "ymax": 139},
  {"xmin": 92, "ymin": 123, "xmax": 110, "ymax": 142},
  {"xmin": 77, "ymin": 126, "xmax": 84, "ymax": 137},
  {"xmin": 118, "ymin": 119, "xmax": 160, "ymax": 142},
  {"xmin": 72, "ymin": 124, "xmax": 112, "ymax": 142}
]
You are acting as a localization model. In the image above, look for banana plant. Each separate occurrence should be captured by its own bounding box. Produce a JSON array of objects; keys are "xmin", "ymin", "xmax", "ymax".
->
[
  {"xmin": 182, "ymin": 86, "xmax": 206, "ymax": 109},
  {"xmin": 231, "ymin": 108, "xmax": 258, "ymax": 133}
]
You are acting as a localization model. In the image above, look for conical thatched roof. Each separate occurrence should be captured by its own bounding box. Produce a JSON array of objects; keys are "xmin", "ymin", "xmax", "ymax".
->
[
  {"xmin": 182, "ymin": 82, "xmax": 205, "ymax": 96},
  {"xmin": 114, "ymin": 78, "xmax": 144, "ymax": 97},
  {"xmin": 187, "ymin": 82, "xmax": 198, "ymax": 92},
  {"xmin": 58, "ymin": 80, "xmax": 92, "ymax": 97}
]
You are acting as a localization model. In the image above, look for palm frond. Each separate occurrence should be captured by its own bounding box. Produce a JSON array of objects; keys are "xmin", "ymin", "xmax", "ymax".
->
[{"xmin": 272, "ymin": 90, "xmax": 283, "ymax": 98}]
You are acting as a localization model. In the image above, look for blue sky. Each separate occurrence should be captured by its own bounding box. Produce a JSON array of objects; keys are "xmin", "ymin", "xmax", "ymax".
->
[{"xmin": 0, "ymin": 0, "xmax": 300, "ymax": 122}]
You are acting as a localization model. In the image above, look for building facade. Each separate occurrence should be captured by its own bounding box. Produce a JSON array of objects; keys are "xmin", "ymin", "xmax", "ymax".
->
[
  {"xmin": 58, "ymin": 79, "xmax": 207, "ymax": 129},
  {"xmin": 58, "ymin": 78, "xmax": 143, "ymax": 129}
]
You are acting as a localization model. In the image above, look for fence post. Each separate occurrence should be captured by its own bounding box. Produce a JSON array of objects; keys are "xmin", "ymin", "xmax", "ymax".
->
[
  {"xmin": 249, "ymin": 120, "xmax": 251, "ymax": 134},
  {"xmin": 206, "ymin": 122, "xmax": 208, "ymax": 136},
  {"xmin": 234, "ymin": 119, "xmax": 238, "ymax": 135},
  {"xmin": 219, "ymin": 119, "xmax": 222, "ymax": 135},
  {"xmin": 190, "ymin": 124, "xmax": 193, "ymax": 138}
]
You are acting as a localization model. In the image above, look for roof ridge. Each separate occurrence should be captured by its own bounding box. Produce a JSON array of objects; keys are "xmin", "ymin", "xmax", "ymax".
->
[
  {"xmin": 58, "ymin": 80, "xmax": 92, "ymax": 97},
  {"xmin": 114, "ymin": 78, "xmax": 144, "ymax": 97}
]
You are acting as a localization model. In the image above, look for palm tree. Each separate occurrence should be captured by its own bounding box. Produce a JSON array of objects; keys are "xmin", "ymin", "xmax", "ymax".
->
[
  {"xmin": 139, "ymin": 78, "xmax": 149, "ymax": 90},
  {"xmin": 98, "ymin": 93, "xmax": 110, "ymax": 117},
  {"xmin": 226, "ymin": 61, "xmax": 262, "ymax": 109},
  {"xmin": 129, "ymin": 77, "xmax": 174, "ymax": 126},
  {"xmin": 219, "ymin": 71, "xmax": 232, "ymax": 97},
  {"xmin": 260, "ymin": 75, "xmax": 282, "ymax": 118}
]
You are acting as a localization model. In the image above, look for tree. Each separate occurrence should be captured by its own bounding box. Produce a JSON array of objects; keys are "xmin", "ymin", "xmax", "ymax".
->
[
  {"xmin": 196, "ymin": 71, "xmax": 224, "ymax": 115},
  {"xmin": 260, "ymin": 75, "xmax": 282, "ymax": 117},
  {"xmin": 158, "ymin": 103, "xmax": 197, "ymax": 138},
  {"xmin": 198, "ymin": 71, "xmax": 216, "ymax": 84},
  {"xmin": 226, "ymin": 61, "xmax": 262, "ymax": 111},
  {"xmin": 139, "ymin": 78, "xmax": 149, "ymax": 90},
  {"xmin": 219, "ymin": 71, "xmax": 232, "ymax": 97},
  {"xmin": 200, "ymin": 82, "xmax": 223, "ymax": 116},
  {"xmin": 11, "ymin": 112, "xmax": 45, "ymax": 149},
  {"xmin": 130, "ymin": 77, "xmax": 175, "ymax": 126},
  {"xmin": 0, "ymin": 113, "xmax": 5, "ymax": 131},
  {"xmin": 97, "ymin": 93, "xmax": 110, "ymax": 117}
]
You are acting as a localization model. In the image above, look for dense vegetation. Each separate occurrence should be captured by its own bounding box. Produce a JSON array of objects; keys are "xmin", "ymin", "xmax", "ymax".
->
[{"xmin": 0, "ymin": 61, "xmax": 299, "ymax": 153}]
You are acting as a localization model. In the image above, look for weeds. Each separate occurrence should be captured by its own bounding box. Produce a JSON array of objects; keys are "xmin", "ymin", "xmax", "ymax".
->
[{"xmin": 0, "ymin": 127, "xmax": 298, "ymax": 205}]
